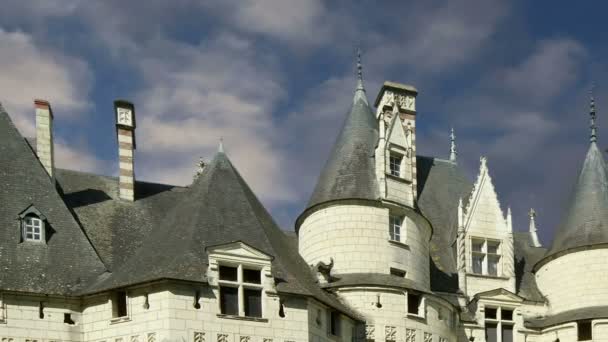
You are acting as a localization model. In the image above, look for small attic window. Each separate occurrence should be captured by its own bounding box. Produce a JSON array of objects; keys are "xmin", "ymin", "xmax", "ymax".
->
[
  {"xmin": 18, "ymin": 206, "xmax": 47, "ymax": 243},
  {"xmin": 23, "ymin": 216, "xmax": 44, "ymax": 242},
  {"xmin": 389, "ymin": 153, "xmax": 402, "ymax": 177}
]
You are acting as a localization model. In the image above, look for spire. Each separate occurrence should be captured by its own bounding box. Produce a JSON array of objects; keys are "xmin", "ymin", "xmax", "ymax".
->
[
  {"xmin": 218, "ymin": 137, "xmax": 224, "ymax": 153},
  {"xmin": 529, "ymin": 208, "xmax": 542, "ymax": 247},
  {"xmin": 506, "ymin": 207, "xmax": 513, "ymax": 233},
  {"xmin": 353, "ymin": 48, "xmax": 368, "ymax": 105},
  {"xmin": 590, "ymin": 85, "xmax": 597, "ymax": 143},
  {"xmin": 449, "ymin": 127, "xmax": 457, "ymax": 163}
]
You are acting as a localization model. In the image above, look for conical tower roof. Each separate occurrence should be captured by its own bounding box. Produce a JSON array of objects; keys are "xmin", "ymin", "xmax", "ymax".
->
[
  {"xmin": 304, "ymin": 55, "xmax": 379, "ymax": 212},
  {"xmin": 545, "ymin": 95, "xmax": 608, "ymax": 259}
]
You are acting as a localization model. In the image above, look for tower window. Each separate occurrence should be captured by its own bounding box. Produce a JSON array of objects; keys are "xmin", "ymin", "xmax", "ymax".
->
[
  {"xmin": 23, "ymin": 215, "xmax": 44, "ymax": 242},
  {"xmin": 389, "ymin": 215, "xmax": 403, "ymax": 242},
  {"xmin": 471, "ymin": 238, "xmax": 501, "ymax": 276},
  {"xmin": 407, "ymin": 292, "xmax": 422, "ymax": 316},
  {"xmin": 389, "ymin": 154, "xmax": 402, "ymax": 177},
  {"xmin": 578, "ymin": 320, "xmax": 592, "ymax": 341},
  {"xmin": 218, "ymin": 264, "xmax": 263, "ymax": 318}
]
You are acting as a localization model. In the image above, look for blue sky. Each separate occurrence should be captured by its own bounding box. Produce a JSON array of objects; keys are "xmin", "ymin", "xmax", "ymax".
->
[{"xmin": 0, "ymin": 0, "xmax": 605, "ymax": 244}]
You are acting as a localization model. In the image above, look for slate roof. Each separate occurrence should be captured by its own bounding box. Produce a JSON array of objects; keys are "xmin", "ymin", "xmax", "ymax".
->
[
  {"xmin": 543, "ymin": 141, "xmax": 608, "ymax": 261},
  {"xmin": 58, "ymin": 151, "xmax": 358, "ymax": 318},
  {"xmin": 304, "ymin": 79, "xmax": 380, "ymax": 211},
  {"xmin": 416, "ymin": 157, "xmax": 472, "ymax": 293},
  {"xmin": 0, "ymin": 107, "xmax": 106, "ymax": 295},
  {"xmin": 513, "ymin": 232, "xmax": 546, "ymax": 302}
]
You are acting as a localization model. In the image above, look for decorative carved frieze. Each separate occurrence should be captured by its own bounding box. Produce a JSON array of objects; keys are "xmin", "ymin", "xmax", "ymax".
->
[
  {"xmin": 194, "ymin": 332, "xmax": 205, "ymax": 342},
  {"xmin": 365, "ymin": 325, "xmax": 375, "ymax": 339},
  {"xmin": 385, "ymin": 326, "xmax": 396, "ymax": 341},
  {"xmin": 406, "ymin": 328, "xmax": 416, "ymax": 342}
]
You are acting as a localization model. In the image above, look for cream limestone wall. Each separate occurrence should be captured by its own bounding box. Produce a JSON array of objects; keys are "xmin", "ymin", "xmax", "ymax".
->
[
  {"xmin": 386, "ymin": 177, "xmax": 414, "ymax": 207},
  {"xmin": 465, "ymin": 275, "xmax": 511, "ymax": 299},
  {"xmin": 536, "ymin": 248, "xmax": 608, "ymax": 314},
  {"xmin": 298, "ymin": 202, "xmax": 431, "ymax": 289},
  {"xmin": 0, "ymin": 293, "xmax": 82, "ymax": 341},
  {"xmin": 0, "ymin": 284, "xmax": 355, "ymax": 342},
  {"xmin": 336, "ymin": 288, "xmax": 456, "ymax": 342}
]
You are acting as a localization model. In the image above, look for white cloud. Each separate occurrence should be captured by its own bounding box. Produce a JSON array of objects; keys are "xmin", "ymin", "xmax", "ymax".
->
[
  {"xmin": 128, "ymin": 35, "xmax": 296, "ymax": 203},
  {"xmin": 0, "ymin": 29, "xmax": 91, "ymax": 136}
]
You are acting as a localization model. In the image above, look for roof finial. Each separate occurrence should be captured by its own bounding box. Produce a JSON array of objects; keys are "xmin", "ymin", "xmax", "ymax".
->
[
  {"xmin": 449, "ymin": 127, "xmax": 457, "ymax": 163},
  {"xmin": 218, "ymin": 137, "xmax": 224, "ymax": 153},
  {"xmin": 356, "ymin": 47, "xmax": 365, "ymax": 92},
  {"xmin": 590, "ymin": 84, "xmax": 597, "ymax": 143}
]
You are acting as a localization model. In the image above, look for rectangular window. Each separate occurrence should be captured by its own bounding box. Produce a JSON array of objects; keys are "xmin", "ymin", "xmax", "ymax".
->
[
  {"xmin": 485, "ymin": 307, "xmax": 497, "ymax": 319},
  {"xmin": 470, "ymin": 238, "xmax": 501, "ymax": 276},
  {"xmin": 389, "ymin": 154, "xmax": 402, "ymax": 177},
  {"xmin": 329, "ymin": 311, "xmax": 341, "ymax": 336},
  {"xmin": 578, "ymin": 320, "xmax": 592, "ymax": 341},
  {"xmin": 219, "ymin": 286, "xmax": 239, "ymax": 315},
  {"xmin": 502, "ymin": 324, "xmax": 513, "ymax": 342},
  {"xmin": 243, "ymin": 289, "xmax": 262, "ymax": 317},
  {"xmin": 407, "ymin": 293, "xmax": 421, "ymax": 315},
  {"xmin": 24, "ymin": 217, "xmax": 43, "ymax": 241},
  {"xmin": 219, "ymin": 265, "xmax": 238, "ymax": 281},
  {"xmin": 485, "ymin": 322, "xmax": 498, "ymax": 342},
  {"xmin": 112, "ymin": 291, "xmax": 128, "ymax": 318},
  {"xmin": 390, "ymin": 268, "xmax": 406, "ymax": 278},
  {"xmin": 389, "ymin": 215, "xmax": 403, "ymax": 242},
  {"xmin": 218, "ymin": 264, "xmax": 263, "ymax": 318}
]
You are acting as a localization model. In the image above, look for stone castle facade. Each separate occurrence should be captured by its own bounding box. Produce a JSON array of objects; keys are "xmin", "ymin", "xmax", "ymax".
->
[{"xmin": 1, "ymin": 60, "xmax": 607, "ymax": 342}]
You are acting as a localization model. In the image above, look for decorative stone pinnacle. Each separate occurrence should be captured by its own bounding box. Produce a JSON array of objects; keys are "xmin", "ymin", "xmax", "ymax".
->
[
  {"xmin": 590, "ymin": 85, "xmax": 597, "ymax": 143},
  {"xmin": 449, "ymin": 127, "xmax": 457, "ymax": 163},
  {"xmin": 529, "ymin": 207, "xmax": 542, "ymax": 247},
  {"xmin": 194, "ymin": 157, "xmax": 206, "ymax": 180}
]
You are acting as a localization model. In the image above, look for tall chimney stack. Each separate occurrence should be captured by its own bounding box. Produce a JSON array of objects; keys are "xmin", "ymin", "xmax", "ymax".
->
[
  {"xmin": 35, "ymin": 99, "xmax": 55, "ymax": 180},
  {"xmin": 114, "ymin": 100, "xmax": 136, "ymax": 201}
]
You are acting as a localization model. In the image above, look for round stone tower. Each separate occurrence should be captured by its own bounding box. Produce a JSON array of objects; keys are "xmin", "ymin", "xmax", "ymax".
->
[{"xmin": 296, "ymin": 56, "xmax": 456, "ymax": 342}]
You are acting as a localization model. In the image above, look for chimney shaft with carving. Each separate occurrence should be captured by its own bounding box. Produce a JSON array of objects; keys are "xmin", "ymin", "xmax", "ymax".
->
[
  {"xmin": 114, "ymin": 100, "xmax": 136, "ymax": 201},
  {"xmin": 35, "ymin": 99, "xmax": 55, "ymax": 179}
]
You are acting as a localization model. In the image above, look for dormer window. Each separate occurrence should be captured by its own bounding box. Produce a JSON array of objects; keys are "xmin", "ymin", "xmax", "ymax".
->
[
  {"xmin": 23, "ymin": 216, "xmax": 43, "ymax": 241},
  {"xmin": 219, "ymin": 264, "xmax": 263, "ymax": 318},
  {"xmin": 471, "ymin": 238, "xmax": 501, "ymax": 276},
  {"xmin": 389, "ymin": 153, "xmax": 402, "ymax": 177},
  {"xmin": 18, "ymin": 205, "xmax": 47, "ymax": 243}
]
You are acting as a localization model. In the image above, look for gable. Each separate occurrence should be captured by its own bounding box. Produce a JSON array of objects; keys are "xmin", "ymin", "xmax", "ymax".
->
[
  {"xmin": 207, "ymin": 241, "xmax": 274, "ymax": 262},
  {"xmin": 463, "ymin": 157, "xmax": 507, "ymax": 236},
  {"xmin": 475, "ymin": 288, "xmax": 524, "ymax": 304},
  {"xmin": 386, "ymin": 113, "xmax": 409, "ymax": 150}
]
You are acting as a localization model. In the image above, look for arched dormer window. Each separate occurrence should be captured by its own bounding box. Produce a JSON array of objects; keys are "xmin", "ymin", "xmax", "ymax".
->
[{"xmin": 18, "ymin": 205, "xmax": 47, "ymax": 243}]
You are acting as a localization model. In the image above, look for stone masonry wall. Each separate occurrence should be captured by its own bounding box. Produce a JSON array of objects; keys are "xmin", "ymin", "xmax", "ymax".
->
[
  {"xmin": 536, "ymin": 248, "xmax": 608, "ymax": 314},
  {"xmin": 299, "ymin": 203, "xmax": 431, "ymax": 289}
]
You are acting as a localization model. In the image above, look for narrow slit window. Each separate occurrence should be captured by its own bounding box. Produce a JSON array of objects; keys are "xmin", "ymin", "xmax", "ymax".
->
[
  {"xmin": 578, "ymin": 320, "xmax": 592, "ymax": 341},
  {"xmin": 389, "ymin": 215, "xmax": 403, "ymax": 242},
  {"xmin": 407, "ymin": 293, "xmax": 421, "ymax": 316},
  {"xmin": 329, "ymin": 311, "xmax": 341, "ymax": 336},
  {"xmin": 390, "ymin": 268, "xmax": 406, "ymax": 278}
]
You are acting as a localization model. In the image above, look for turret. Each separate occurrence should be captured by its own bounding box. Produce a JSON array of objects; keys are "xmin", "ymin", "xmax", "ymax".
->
[{"xmin": 535, "ymin": 93, "xmax": 608, "ymax": 314}]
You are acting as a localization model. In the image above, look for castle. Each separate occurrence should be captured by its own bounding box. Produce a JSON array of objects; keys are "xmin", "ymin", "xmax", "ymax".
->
[{"xmin": 1, "ymin": 57, "xmax": 607, "ymax": 342}]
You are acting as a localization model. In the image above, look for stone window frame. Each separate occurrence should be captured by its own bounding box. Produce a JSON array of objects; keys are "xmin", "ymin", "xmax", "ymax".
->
[
  {"xmin": 110, "ymin": 290, "xmax": 131, "ymax": 324},
  {"xmin": 389, "ymin": 215, "xmax": 405, "ymax": 242},
  {"xmin": 18, "ymin": 205, "xmax": 47, "ymax": 243},
  {"xmin": 207, "ymin": 241, "xmax": 274, "ymax": 322},
  {"xmin": 470, "ymin": 237, "xmax": 502, "ymax": 276},
  {"xmin": 389, "ymin": 153, "xmax": 402, "ymax": 177},
  {"xmin": 217, "ymin": 263, "xmax": 264, "ymax": 318},
  {"xmin": 406, "ymin": 291, "xmax": 425, "ymax": 319},
  {"xmin": 483, "ymin": 306, "xmax": 515, "ymax": 342}
]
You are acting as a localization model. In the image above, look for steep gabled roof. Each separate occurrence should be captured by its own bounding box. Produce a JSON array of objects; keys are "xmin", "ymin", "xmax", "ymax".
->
[
  {"xmin": 304, "ymin": 78, "xmax": 379, "ymax": 211},
  {"xmin": 81, "ymin": 150, "xmax": 357, "ymax": 318},
  {"xmin": 0, "ymin": 106, "xmax": 106, "ymax": 295},
  {"xmin": 544, "ymin": 141, "xmax": 608, "ymax": 259}
]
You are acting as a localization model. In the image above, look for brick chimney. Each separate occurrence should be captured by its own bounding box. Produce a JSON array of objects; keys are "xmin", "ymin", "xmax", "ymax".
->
[
  {"xmin": 114, "ymin": 100, "xmax": 136, "ymax": 201},
  {"xmin": 34, "ymin": 99, "xmax": 55, "ymax": 179}
]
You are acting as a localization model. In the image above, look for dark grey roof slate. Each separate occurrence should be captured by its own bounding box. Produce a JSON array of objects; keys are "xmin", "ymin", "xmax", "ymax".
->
[
  {"xmin": 0, "ymin": 108, "xmax": 106, "ymax": 295},
  {"xmin": 416, "ymin": 156, "xmax": 473, "ymax": 293},
  {"xmin": 513, "ymin": 232, "xmax": 546, "ymax": 302},
  {"xmin": 525, "ymin": 306, "xmax": 608, "ymax": 329},
  {"xmin": 305, "ymin": 83, "xmax": 379, "ymax": 211},
  {"xmin": 73, "ymin": 151, "xmax": 358, "ymax": 318},
  {"xmin": 545, "ymin": 142, "xmax": 608, "ymax": 259}
]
